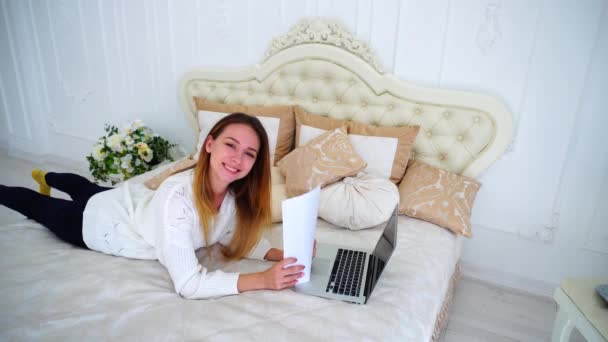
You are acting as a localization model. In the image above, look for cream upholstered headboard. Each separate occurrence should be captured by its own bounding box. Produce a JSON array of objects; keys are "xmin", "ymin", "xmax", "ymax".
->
[{"xmin": 179, "ymin": 19, "xmax": 513, "ymax": 178}]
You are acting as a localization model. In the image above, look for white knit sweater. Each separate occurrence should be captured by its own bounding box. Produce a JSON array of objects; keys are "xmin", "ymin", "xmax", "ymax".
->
[{"xmin": 82, "ymin": 169, "xmax": 271, "ymax": 299}]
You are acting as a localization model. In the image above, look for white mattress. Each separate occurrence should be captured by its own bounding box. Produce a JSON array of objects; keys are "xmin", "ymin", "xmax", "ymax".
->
[{"xmin": 0, "ymin": 215, "xmax": 461, "ymax": 341}]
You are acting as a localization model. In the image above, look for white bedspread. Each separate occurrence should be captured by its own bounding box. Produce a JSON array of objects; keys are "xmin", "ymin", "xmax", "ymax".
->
[{"xmin": 0, "ymin": 215, "xmax": 461, "ymax": 341}]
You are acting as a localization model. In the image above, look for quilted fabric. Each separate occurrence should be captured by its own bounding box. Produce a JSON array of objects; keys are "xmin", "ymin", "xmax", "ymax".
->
[
  {"xmin": 186, "ymin": 58, "xmax": 498, "ymax": 176},
  {"xmin": 0, "ymin": 216, "xmax": 461, "ymax": 341}
]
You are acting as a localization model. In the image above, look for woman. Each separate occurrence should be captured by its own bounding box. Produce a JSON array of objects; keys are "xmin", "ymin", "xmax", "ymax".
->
[{"xmin": 0, "ymin": 113, "xmax": 305, "ymax": 299}]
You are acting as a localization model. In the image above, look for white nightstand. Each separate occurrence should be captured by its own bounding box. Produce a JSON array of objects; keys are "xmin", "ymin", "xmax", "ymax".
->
[{"xmin": 552, "ymin": 277, "xmax": 608, "ymax": 342}]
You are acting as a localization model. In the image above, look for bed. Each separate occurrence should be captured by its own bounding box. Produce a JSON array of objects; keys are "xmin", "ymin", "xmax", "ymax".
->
[{"xmin": 0, "ymin": 19, "xmax": 512, "ymax": 341}]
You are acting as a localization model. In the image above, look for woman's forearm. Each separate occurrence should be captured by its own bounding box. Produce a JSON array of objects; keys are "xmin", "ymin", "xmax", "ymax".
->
[
  {"xmin": 237, "ymin": 257, "xmax": 303, "ymax": 292},
  {"xmin": 237, "ymin": 272, "xmax": 266, "ymax": 292}
]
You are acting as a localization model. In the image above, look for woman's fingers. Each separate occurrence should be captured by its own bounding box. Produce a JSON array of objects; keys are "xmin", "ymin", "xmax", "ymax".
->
[
  {"xmin": 282, "ymin": 265, "xmax": 305, "ymax": 275},
  {"xmin": 278, "ymin": 257, "xmax": 297, "ymax": 268},
  {"xmin": 281, "ymin": 272, "xmax": 304, "ymax": 288},
  {"xmin": 282, "ymin": 279, "xmax": 299, "ymax": 288},
  {"xmin": 283, "ymin": 271, "xmax": 304, "ymax": 281},
  {"xmin": 266, "ymin": 257, "xmax": 307, "ymax": 289}
]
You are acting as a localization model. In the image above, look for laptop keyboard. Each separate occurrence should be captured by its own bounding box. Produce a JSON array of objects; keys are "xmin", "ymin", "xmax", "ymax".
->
[{"xmin": 325, "ymin": 248, "xmax": 366, "ymax": 297}]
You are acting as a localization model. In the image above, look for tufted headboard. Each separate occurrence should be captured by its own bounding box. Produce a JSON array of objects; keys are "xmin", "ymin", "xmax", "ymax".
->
[{"xmin": 179, "ymin": 19, "xmax": 513, "ymax": 178}]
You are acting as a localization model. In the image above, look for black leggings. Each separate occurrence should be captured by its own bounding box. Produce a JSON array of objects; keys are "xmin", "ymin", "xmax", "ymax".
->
[{"xmin": 0, "ymin": 173, "xmax": 111, "ymax": 248}]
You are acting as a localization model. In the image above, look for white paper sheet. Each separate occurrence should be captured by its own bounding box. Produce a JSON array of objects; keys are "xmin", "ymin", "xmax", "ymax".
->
[{"xmin": 281, "ymin": 186, "xmax": 320, "ymax": 283}]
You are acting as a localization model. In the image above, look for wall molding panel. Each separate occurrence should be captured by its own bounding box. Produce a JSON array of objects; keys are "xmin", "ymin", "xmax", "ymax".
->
[
  {"xmin": 1, "ymin": 0, "xmax": 33, "ymax": 141},
  {"xmin": 475, "ymin": 2, "xmax": 502, "ymax": 54},
  {"xmin": 0, "ymin": 76, "xmax": 14, "ymax": 135}
]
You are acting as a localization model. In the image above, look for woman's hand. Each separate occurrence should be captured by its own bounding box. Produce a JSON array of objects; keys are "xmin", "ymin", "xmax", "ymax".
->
[
  {"xmin": 238, "ymin": 242, "xmax": 316, "ymax": 293},
  {"xmin": 264, "ymin": 247, "xmax": 284, "ymax": 261},
  {"xmin": 237, "ymin": 258, "xmax": 304, "ymax": 292},
  {"xmin": 262, "ymin": 258, "xmax": 304, "ymax": 290},
  {"xmin": 264, "ymin": 241, "xmax": 316, "ymax": 262}
]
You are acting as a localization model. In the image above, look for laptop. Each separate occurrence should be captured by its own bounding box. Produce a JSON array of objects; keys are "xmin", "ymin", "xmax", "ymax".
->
[{"xmin": 295, "ymin": 205, "xmax": 398, "ymax": 304}]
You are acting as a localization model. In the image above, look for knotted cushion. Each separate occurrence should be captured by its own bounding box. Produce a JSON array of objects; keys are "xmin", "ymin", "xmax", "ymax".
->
[{"xmin": 319, "ymin": 172, "xmax": 399, "ymax": 230}]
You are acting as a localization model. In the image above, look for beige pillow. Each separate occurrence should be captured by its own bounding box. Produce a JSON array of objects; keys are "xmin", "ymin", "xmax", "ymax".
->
[
  {"xmin": 278, "ymin": 127, "xmax": 367, "ymax": 197},
  {"xmin": 143, "ymin": 158, "xmax": 197, "ymax": 190},
  {"xmin": 295, "ymin": 106, "xmax": 419, "ymax": 183},
  {"xmin": 271, "ymin": 166, "xmax": 287, "ymax": 223},
  {"xmin": 271, "ymin": 184, "xmax": 287, "ymax": 223},
  {"xmin": 348, "ymin": 121, "xmax": 420, "ymax": 183},
  {"xmin": 398, "ymin": 160, "xmax": 481, "ymax": 237},
  {"xmin": 271, "ymin": 166, "xmax": 285, "ymax": 185},
  {"xmin": 295, "ymin": 106, "xmax": 349, "ymax": 146},
  {"xmin": 193, "ymin": 97, "xmax": 295, "ymax": 165}
]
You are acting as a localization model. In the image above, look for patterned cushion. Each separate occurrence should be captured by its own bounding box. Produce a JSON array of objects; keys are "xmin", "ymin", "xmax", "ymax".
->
[
  {"xmin": 398, "ymin": 160, "xmax": 481, "ymax": 237},
  {"xmin": 278, "ymin": 127, "xmax": 367, "ymax": 197}
]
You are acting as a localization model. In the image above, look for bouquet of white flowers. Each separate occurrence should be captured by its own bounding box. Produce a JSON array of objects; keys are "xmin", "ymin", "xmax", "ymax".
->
[{"xmin": 87, "ymin": 119, "xmax": 176, "ymax": 185}]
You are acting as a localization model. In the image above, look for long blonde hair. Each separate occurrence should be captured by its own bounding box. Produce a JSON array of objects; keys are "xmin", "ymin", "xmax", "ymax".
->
[{"xmin": 192, "ymin": 113, "xmax": 272, "ymax": 260}]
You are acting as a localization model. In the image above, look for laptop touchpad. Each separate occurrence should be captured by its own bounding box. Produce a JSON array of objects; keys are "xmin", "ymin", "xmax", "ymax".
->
[{"xmin": 312, "ymin": 258, "xmax": 331, "ymax": 275}]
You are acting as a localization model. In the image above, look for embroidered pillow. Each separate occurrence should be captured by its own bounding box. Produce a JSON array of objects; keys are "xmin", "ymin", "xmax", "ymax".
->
[
  {"xmin": 398, "ymin": 160, "xmax": 481, "ymax": 237},
  {"xmin": 278, "ymin": 127, "xmax": 367, "ymax": 197},
  {"xmin": 319, "ymin": 172, "xmax": 399, "ymax": 230},
  {"xmin": 193, "ymin": 97, "xmax": 295, "ymax": 165}
]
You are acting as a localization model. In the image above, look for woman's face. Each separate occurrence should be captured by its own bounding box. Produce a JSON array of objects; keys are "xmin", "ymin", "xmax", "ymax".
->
[{"xmin": 205, "ymin": 123, "xmax": 260, "ymax": 191}]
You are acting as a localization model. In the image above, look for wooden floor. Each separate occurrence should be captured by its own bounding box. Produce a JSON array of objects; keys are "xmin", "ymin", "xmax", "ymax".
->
[{"xmin": 0, "ymin": 151, "xmax": 587, "ymax": 342}]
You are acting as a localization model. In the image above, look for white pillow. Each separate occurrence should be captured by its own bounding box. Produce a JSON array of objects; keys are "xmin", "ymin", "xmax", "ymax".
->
[
  {"xmin": 319, "ymin": 172, "xmax": 399, "ymax": 230},
  {"xmin": 298, "ymin": 125, "xmax": 327, "ymax": 146},
  {"xmin": 348, "ymin": 134, "xmax": 398, "ymax": 180},
  {"xmin": 195, "ymin": 110, "xmax": 281, "ymax": 164}
]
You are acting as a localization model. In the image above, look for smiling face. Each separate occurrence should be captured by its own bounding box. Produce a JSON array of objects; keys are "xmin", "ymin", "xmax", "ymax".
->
[{"xmin": 204, "ymin": 123, "xmax": 260, "ymax": 193}]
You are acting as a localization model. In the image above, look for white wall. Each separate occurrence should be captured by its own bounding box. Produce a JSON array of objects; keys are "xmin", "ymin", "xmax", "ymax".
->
[{"xmin": 1, "ymin": 0, "xmax": 606, "ymax": 297}]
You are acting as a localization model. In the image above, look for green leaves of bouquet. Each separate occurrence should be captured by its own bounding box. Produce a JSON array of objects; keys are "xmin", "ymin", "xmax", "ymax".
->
[{"xmin": 86, "ymin": 120, "xmax": 176, "ymax": 185}]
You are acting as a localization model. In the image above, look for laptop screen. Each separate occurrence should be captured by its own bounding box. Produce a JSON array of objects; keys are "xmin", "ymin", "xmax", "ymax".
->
[{"xmin": 363, "ymin": 206, "xmax": 398, "ymax": 299}]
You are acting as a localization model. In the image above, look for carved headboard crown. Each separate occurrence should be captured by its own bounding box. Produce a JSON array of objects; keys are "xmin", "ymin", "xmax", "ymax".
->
[{"xmin": 265, "ymin": 19, "xmax": 383, "ymax": 73}]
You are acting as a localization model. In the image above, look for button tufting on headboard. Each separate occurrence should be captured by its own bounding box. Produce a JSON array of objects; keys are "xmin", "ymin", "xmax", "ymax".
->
[{"xmin": 180, "ymin": 19, "xmax": 512, "ymax": 178}]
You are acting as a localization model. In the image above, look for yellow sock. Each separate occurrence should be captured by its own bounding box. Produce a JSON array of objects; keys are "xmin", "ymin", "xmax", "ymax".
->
[{"xmin": 32, "ymin": 169, "xmax": 51, "ymax": 196}]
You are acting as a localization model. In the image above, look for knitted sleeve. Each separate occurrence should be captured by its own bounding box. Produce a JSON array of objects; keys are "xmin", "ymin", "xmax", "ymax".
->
[{"xmin": 159, "ymin": 183, "xmax": 239, "ymax": 299}]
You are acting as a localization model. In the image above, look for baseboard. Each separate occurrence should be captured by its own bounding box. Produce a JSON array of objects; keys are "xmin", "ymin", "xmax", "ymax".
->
[
  {"xmin": 3, "ymin": 145, "xmax": 89, "ymax": 174},
  {"xmin": 460, "ymin": 261, "xmax": 557, "ymax": 299}
]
